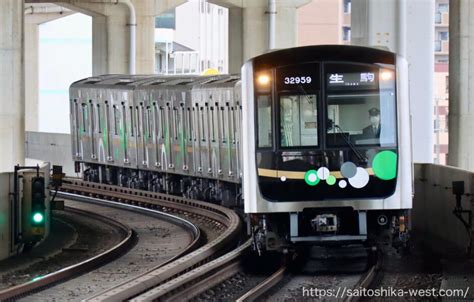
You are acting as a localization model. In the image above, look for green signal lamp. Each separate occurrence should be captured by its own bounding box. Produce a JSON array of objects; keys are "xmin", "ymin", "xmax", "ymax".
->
[{"xmin": 32, "ymin": 212, "xmax": 44, "ymax": 224}]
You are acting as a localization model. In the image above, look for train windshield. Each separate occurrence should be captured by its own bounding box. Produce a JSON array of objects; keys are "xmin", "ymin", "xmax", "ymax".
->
[
  {"xmin": 325, "ymin": 63, "xmax": 397, "ymax": 149},
  {"xmin": 254, "ymin": 61, "xmax": 399, "ymax": 202},
  {"xmin": 280, "ymin": 94, "xmax": 318, "ymax": 147}
]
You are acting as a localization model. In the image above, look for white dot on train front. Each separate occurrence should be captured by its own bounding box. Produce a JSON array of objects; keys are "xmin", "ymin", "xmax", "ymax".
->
[
  {"xmin": 308, "ymin": 173, "xmax": 317, "ymax": 182},
  {"xmin": 317, "ymin": 167, "xmax": 330, "ymax": 180},
  {"xmin": 348, "ymin": 168, "xmax": 370, "ymax": 189},
  {"xmin": 280, "ymin": 176, "xmax": 287, "ymax": 182},
  {"xmin": 338, "ymin": 180, "xmax": 347, "ymax": 188}
]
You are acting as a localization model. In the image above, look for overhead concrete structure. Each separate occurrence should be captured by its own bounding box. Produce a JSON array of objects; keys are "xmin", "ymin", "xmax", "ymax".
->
[
  {"xmin": 211, "ymin": 0, "xmax": 311, "ymax": 73},
  {"xmin": 448, "ymin": 0, "xmax": 474, "ymax": 171},
  {"xmin": 25, "ymin": 0, "xmax": 167, "ymax": 75},
  {"xmin": 24, "ymin": 4, "xmax": 74, "ymax": 132},
  {"xmin": 351, "ymin": 0, "xmax": 435, "ymax": 164},
  {"xmin": 0, "ymin": 0, "xmax": 25, "ymax": 172}
]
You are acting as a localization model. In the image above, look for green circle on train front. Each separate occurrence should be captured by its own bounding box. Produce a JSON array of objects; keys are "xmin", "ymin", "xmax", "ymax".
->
[
  {"xmin": 373, "ymin": 150, "xmax": 398, "ymax": 180},
  {"xmin": 304, "ymin": 170, "xmax": 320, "ymax": 186},
  {"xmin": 326, "ymin": 175, "xmax": 336, "ymax": 185}
]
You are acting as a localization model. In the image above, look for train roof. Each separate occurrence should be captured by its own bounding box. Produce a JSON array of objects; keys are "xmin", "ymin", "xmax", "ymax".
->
[
  {"xmin": 70, "ymin": 74, "xmax": 240, "ymax": 91},
  {"xmin": 245, "ymin": 45, "xmax": 397, "ymax": 70}
]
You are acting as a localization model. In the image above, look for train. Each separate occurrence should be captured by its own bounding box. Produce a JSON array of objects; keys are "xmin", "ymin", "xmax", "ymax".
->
[{"xmin": 70, "ymin": 45, "xmax": 412, "ymax": 254}]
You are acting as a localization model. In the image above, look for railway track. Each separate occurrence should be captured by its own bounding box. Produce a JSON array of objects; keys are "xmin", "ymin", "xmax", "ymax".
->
[
  {"xmin": 234, "ymin": 250, "xmax": 381, "ymax": 301},
  {"xmin": 0, "ymin": 205, "xmax": 135, "ymax": 301},
  {"xmin": 57, "ymin": 179, "xmax": 243, "ymax": 301}
]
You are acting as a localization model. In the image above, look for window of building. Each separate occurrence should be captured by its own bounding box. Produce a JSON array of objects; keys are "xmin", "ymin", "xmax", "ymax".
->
[
  {"xmin": 344, "ymin": 0, "xmax": 351, "ymax": 14},
  {"xmin": 434, "ymin": 119, "xmax": 440, "ymax": 132},
  {"xmin": 436, "ymin": 57, "xmax": 449, "ymax": 63},
  {"xmin": 435, "ymin": 40, "xmax": 442, "ymax": 52},
  {"xmin": 439, "ymin": 31, "xmax": 449, "ymax": 41},
  {"xmin": 343, "ymin": 26, "xmax": 351, "ymax": 41},
  {"xmin": 437, "ymin": 3, "xmax": 449, "ymax": 14}
]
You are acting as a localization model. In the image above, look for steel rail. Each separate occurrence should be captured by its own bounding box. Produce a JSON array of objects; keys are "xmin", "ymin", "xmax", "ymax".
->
[
  {"xmin": 0, "ymin": 206, "xmax": 135, "ymax": 301},
  {"xmin": 235, "ymin": 265, "xmax": 287, "ymax": 302},
  {"xmin": 59, "ymin": 179, "xmax": 242, "ymax": 302},
  {"xmin": 343, "ymin": 251, "xmax": 382, "ymax": 302},
  {"xmin": 133, "ymin": 239, "xmax": 252, "ymax": 301}
]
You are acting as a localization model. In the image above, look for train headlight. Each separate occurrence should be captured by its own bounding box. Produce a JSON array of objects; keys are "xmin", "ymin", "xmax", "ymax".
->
[
  {"xmin": 380, "ymin": 70, "xmax": 393, "ymax": 81},
  {"xmin": 257, "ymin": 74, "xmax": 271, "ymax": 86}
]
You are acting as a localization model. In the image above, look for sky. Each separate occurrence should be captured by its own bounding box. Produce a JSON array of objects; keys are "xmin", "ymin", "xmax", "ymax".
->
[{"xmin": 39, "ymin": 13, "xmax": 92, "ymax": 134}]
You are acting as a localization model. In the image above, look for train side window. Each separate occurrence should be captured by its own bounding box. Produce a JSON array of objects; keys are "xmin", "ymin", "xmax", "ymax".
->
[
  {"xmin": 166, "ymin": 103, "xmax": 172, "ymax": 140},
  {"xmin": 173, "ymin": 107, "xmax": 179, "ymax": 140},
  {"xmin": 227, "ymin": 103, "xmax": 235, "ymax": 144},
  {"xmin": 81, "ymin": 103, "xmax": 87, "ymax": 133},
  {"xmin": 153, "ymin": 103, "xmax": 159, "ymax": 139},
  {"xmin": 73, "ymin": 100, "xmax": 79, "ymax": 133},
  {"xmin": 97, "ymin": 104, "xmax": 102, "ymax": 133},
  {"xmin": 136, "ymin": 106, "xmax": 141, "ymax": 137},
  {"xmin": 159, "ymin": 106, "xmax": 165, "ymax": 139},
  {"xmin": 221, "ymin": 107, "xmax": 227, "ymax": 143},
  {"xmin": 257, "ymin": 95, "xmax": 272, "ymax": 148},
  {"xmin": 193, "ymin": 106, "xmax": 199, "ymax": 142},
  {"xmin": 210, "ymin": 106, "xmax": 216, "ymax": 142},
  {"xmin": 105, "ymin": 101, "xmax": 111, "ymax": 137},
  {"xmin": 187, "ymin": 108, "xmax": 192, "ymax": 141},
  {"xmin": 146, "ymin": 106, "xmax": 152, "ymax": 138},
  {"xmin": 129, "ymin": 106, "xmax": 134, "ymax": 136},
  {"xmin": 200, "ymin": 106, "xmax": 205, "ymax": 142},
  {"xmin": 180, "ymin": 104, "xmax": 186, "ymax": 141},
  {"xmin": 89, "ymin": 101, "xmax": 95, "ymax": 133},
  {"xmin": 122, "ymin": 104, "xmax": 127, "ymax": 135},
  {"xmin": 113, "ymin": 105, "xmax": 119, "ymax": 135}
]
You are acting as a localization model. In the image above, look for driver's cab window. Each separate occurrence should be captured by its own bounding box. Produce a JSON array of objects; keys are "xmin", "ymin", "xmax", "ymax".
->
[
  {"xmin": 325, "ymin": 63, "xmax": 396, "ymax": 148},
  {"xmin": 280, "ymin": 94, "xmax": 318, "ymax": 147}
]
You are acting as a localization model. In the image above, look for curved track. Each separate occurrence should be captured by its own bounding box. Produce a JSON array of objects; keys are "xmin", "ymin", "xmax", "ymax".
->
[
  {"xmin": 0, "ymin": 206, "xmax": 135, "ymax": 301},
  {"xmin": 59, "ymin": 179, "xmax": 242, "ymax": 301}
]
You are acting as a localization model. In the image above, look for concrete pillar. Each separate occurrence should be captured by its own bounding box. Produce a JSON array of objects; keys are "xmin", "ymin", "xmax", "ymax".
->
[
  {"xmin": 228, "ymin": 7, "xmax": 243, "ymax": 74},
  {"xmin": 134, "ymin": 0, "xmax": 156, "ymax": 73},
  {"xmin": 25, "ymin": 20, "xmax": 39, "ymax": 132},
  {"xmin": 92, "ymin": 15, "xmax": 108, "ymax": 75},
  {"xmin": 352, "ymin": 0, "xmax": 434, "ymax": 163},
  {"xmin": 0, "ymin": 0, "xmax": 24, "ymax": 172},
  {"xmin": 61, "ymin": 0, "xmax": 156, "ymax": 74},
  {"xmin": 226, "ymin": 0, "xmax": 311, "ymax": 73},
  {"xmin": 448, "ymin": 0, "xmax": 474, "ymax": 170}
]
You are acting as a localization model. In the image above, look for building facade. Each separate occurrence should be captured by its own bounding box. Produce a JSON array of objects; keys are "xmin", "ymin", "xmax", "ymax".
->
[{"xmin": 155, "ymin": 0, "xmax": 228, "ymax": 75}]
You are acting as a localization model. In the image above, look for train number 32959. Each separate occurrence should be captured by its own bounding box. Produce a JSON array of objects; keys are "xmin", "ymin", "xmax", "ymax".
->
[{"xmin": 284, "ymin": 76, "xmax": 312, "ymax": 85}]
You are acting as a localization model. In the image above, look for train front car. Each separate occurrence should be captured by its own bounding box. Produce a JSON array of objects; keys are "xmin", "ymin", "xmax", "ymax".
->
[{"xmin": 242, "ymin": 45, "xmax": 412, "ymax": 254}]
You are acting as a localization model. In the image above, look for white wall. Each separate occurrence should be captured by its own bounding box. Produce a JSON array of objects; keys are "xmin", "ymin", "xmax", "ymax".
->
[
  {"xmin": 39, "ymin": 13, "xmax": 92, "ymax": 134},
  {"xmin": 174, "ymin": 0, "xmax": 228, "ymax": 73}
]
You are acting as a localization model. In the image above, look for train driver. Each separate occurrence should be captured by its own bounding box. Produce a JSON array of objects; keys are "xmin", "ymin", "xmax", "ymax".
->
[{"xmin": 362, "ymin": 107, "xmax": 381, "ymax": 139}]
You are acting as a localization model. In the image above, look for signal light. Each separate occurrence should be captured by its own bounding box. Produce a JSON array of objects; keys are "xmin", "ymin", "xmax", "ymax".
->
[
  {"xmin": 31, "ymin": 177, "xmax": 45, "ymax": 226},
  {"xmin": 33, "ymin": 213, "xmax": 44, "ymax": 224}
]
